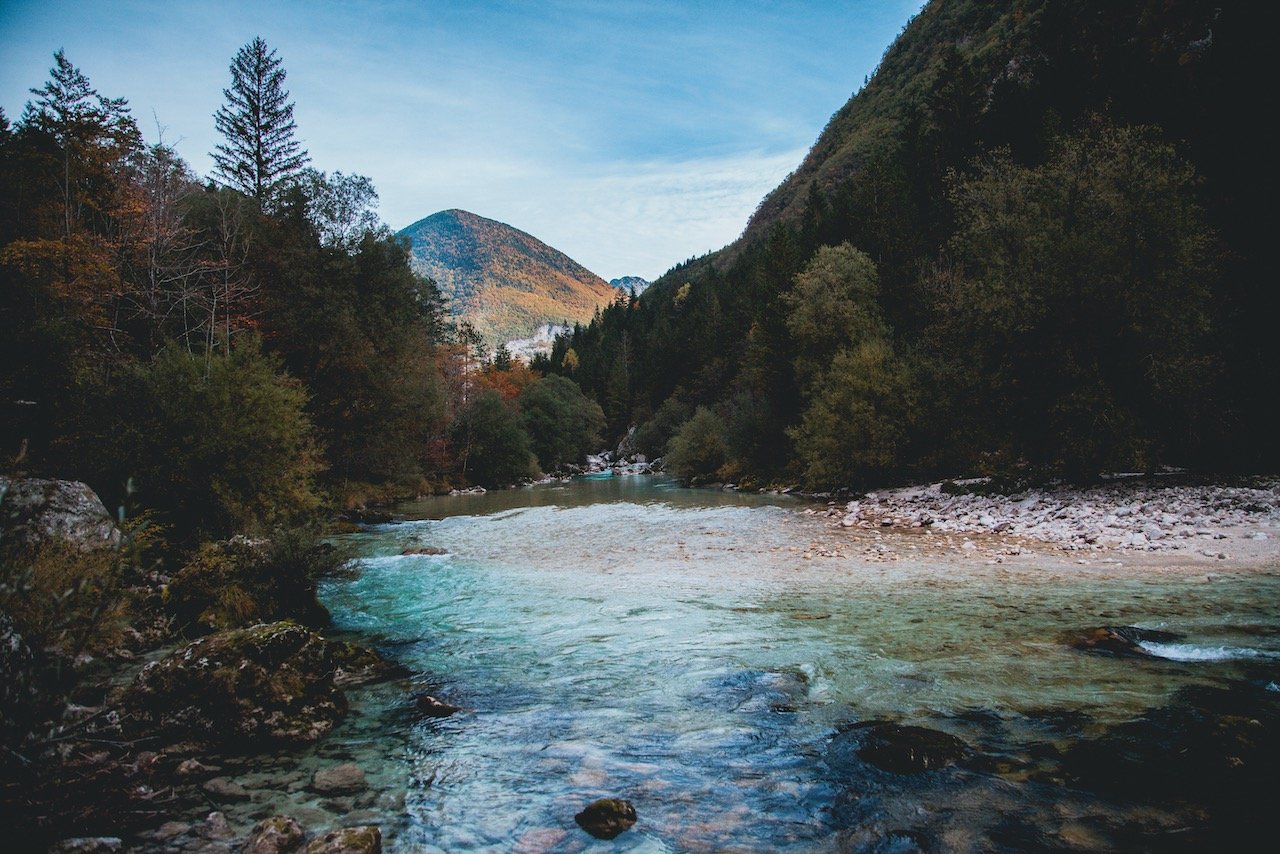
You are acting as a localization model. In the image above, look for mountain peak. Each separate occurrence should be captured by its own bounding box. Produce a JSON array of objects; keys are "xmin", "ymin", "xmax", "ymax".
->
[{"xmin": 397, "ymin": 210, "xmax": 615, "ymax": 345}]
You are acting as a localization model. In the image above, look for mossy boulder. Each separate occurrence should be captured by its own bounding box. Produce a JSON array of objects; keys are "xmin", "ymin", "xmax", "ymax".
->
[
  {"xmin": 120, "ymin": 622, "xmax": 345, "ymax": 747},
  {"xmin": 166, "ymin": 535, "xmax": 330, "ymax": 634},
  {"xmin": 302, "ymin": 826, "xmax": 381, "ymax": 853},
  {"xmin": 242, "ymin": 815, "xmax": 305, "ymax": 854}
]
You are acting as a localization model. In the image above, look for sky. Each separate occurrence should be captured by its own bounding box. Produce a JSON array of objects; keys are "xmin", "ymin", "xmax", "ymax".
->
[{"xmin": 1, "ymin": 0, "xmax": 924, "ymax": 280}]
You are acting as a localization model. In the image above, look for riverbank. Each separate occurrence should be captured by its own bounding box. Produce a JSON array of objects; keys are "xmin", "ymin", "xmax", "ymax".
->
[{"xmin": 800, "ymin": 475, "xmax": 1280, "ymax": 571}]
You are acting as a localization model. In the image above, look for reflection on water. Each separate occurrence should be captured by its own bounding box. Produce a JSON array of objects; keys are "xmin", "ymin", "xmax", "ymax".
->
[{"xmin": 321, "ymin": 476, "xmax": 1280, "ymax": 851}]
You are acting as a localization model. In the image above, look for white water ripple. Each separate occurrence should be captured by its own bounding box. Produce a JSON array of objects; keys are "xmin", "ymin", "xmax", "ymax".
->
[{"xmin": 1137, "ymin": 641, "xmax": 1280, "ymax": 662}]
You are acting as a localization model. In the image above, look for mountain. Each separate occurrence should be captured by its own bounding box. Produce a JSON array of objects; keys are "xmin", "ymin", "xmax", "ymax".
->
[
  {"xmin": 553, "ymin": 0, "xmax": 1271, "ymax": 477},
  {"xmin": 397, "ymin": 209, "xmax": 617, "ymax": 345},
  {"xmin": 609, "ymin": 276, "xmax": 651, "ymax": 296}
]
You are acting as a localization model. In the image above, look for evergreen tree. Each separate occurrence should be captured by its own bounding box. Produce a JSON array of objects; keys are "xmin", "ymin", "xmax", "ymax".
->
[{"xmin": 211, "ymin": 37, "xmax": 308, "ymax": 203}]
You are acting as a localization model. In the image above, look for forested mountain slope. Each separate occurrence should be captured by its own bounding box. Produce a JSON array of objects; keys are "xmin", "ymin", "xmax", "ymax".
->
[
  {"xmin": 547, "ymin": 0, "xmax": 1270, "ymax": 486},
  {"xmin": 399, "ymin": 209, "xmax": 617, "ymax": 346}
]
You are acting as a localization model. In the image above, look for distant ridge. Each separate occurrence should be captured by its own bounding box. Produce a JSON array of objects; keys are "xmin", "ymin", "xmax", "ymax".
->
[
  {"xmin": 397, "ymin": 209, "xmax": 616, "ymax": 345},
  {"xmin": 609, "ymin": 276, "xmax": 651, "ymax": 296}
]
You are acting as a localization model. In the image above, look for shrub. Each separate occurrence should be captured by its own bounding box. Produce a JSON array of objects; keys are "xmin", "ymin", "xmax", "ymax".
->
[
  {"xmin": 665, "ymin": 407, "xmax": 728, "ymax": 482},
  {"xmin": 165, "ymin": 527, "xmax": 334, "ymax": 635},
  {"xmin": 634, "ymin": 396, "xmax": 692, "ymax": 460},
  {"xmin": 80, "ymin": 338, "xmax": 324, "ymax": 543}
]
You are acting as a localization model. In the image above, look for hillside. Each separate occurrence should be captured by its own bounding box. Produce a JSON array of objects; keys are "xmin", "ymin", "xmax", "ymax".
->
[
  {"xmin": 552, "ymin": 0, "xmax": 1272, "ymax": 481},
  {"xmin": 397, "ymin": 209, "xmax": 618, "ymax": 345}
]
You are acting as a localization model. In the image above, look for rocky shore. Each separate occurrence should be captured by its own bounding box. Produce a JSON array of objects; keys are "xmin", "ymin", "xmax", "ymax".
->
[{"xmin": 813, "ymin": 475, "xmax": 1279, "ymax": 564}]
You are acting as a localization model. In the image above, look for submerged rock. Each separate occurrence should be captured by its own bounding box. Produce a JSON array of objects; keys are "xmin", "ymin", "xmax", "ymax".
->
[
  {"xmin": 203, "ymin": 776, "xmax": 251, "ymax": 802},
  {"xmin": 400, "ymin": 546, "xmax": 447, "ymax": 556},
  {"xmin": 329, "ymin": 642, "xmax": 407, "ymax": 688},
  {"xmin": 120, "ymin": 622, "xmax": 346, "ymax": 747},
  {"xmin": 311, "ymin": 762, "xmax": 367, "ymax": 795},
  {"xmin": 0, "ymin": 477, "xmax": 120, "ymax": 552},
  {"xmin": 302, "ymin": 826, "xmax": 381, "ymax": 853},
  {"xmin": 1068, "ymin": 625, "xmax": 1185, "ymax": 658},
  {"xmin": 241, "ymin": 815, "xmax": 305, "ymax": 854},
  {"xmin": 415, "ymin": 694, "xmax": 463, "ymax": 718},
  {"xmin": 47, "ymin": 839, "xmax": 123, "ymax": 853},
  {"xmin": 574, "ymin": 798, "xmax": 637, "ymax": 839},
  {"xmin": 856, "ymin": 723, "xmax": 969, "ymax": 773}
]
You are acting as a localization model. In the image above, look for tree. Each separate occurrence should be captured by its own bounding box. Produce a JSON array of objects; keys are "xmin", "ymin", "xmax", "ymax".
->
[
  {"xmin": 79, "ymin": 338, "xmax": 324, "ymax": 543},
  {"xmin": 20, "ymin": 50, "xmax": 141, "ymax": 238},
  {"xmin": 211, "ymin": 37, "xmax": 309, "ymax": 203},
  {"xmin": 295, "ymin": 168, "xmax": 386, "ymax": 251},
  {"xmin": 448, "ymin": 389, "xmax": 536, "ymax": 487},
  {"xmin": 932, "ymin": 123, "xmax": 1218, "ymax": 475},
  {"xmin": 519, "ymin": 374, "xmax": 605, "ymax": 472}
]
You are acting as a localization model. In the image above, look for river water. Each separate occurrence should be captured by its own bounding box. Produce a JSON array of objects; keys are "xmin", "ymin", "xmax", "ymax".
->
[{"xmin": 320, "ymin": 475, "xmax": 1280, "ymax": 851}]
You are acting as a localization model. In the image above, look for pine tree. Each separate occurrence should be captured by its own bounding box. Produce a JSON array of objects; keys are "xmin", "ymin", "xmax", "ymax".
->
[{"xmin": 211, "ymin": 37, "xmax": 308, "ymax": 203}]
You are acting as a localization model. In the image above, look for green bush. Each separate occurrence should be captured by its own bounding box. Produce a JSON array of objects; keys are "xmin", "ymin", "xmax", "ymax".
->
[
  {"xmin": 634, "ymin": 396, "xmax": 692, "ymax": 460},
  {"xmin": 449, "ymin": 389, "xmax": 537, "ymax": 488},
  {"xmin": 518, "ymin": 375, "xmax": 605, "ymax": 472},
  {"xmin": 165, "ymin": 527, "xmax": 334, "ymax": 635},
  {"xmin": 81, "ymin": 339, "xmax": 324, "ymax": 543},
  {"xmin": 665, "ymin": 407, "xmax": 729, "ymax": 482}
]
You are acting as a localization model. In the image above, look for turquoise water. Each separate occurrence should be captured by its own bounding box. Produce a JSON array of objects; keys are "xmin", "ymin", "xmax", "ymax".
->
[{"xmin": 321, "ymin": 476, "xmax": 1280, "ymax": 851}]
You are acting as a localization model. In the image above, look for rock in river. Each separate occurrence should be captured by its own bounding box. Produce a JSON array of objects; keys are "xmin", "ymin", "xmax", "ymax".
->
[
  {"xmin": 574, "ymin": 798, "xmax": 637, "ymax": 839},
  {"xmin": 856, "ymin": 723, "xmax": 970, "ymax": 773},
  {"xmin": 415, "ymin": 694, "xmax": 463, "ymax": 718},
  {"xmin": 311, "ymin": 762, "xmax": 367, "ymax": 794},
  {"xmin": 120, "ymin": 621, "xmax": 346, "ymax": 747},
  {"xmin": 1068, "ymin": 625, "xmax": 1186, "ymax": 658},
  {"xmin": 242, "ymin": 815, "xmax": 305, "ymax": 854},
  {"xmin": 303, "ymin": 826, "xmax": 382, "ymax": 853}
]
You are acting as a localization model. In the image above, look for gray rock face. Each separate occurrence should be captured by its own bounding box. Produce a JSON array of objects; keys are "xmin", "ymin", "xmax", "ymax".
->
[{"xmin": 0, "ymin": 477, "xmax": 120, "ymax": 552}]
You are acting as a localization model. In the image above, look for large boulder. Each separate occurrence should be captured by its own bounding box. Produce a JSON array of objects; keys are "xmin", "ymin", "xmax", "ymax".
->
[
  {"xmin": 120, "ymin": 622, "xmax": 346, "ymax": 747},
  {"xmin": 0, "ymin": 477, "xmax": 120, "ymax": 552}
]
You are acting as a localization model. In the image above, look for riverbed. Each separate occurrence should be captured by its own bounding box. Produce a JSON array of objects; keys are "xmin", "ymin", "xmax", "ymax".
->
[{"xmin": 318, "ymin": 475, "xmax": 1280, "ymax": 851}]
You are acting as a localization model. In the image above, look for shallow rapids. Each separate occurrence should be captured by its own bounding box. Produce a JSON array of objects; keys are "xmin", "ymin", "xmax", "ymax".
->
[{"xmin": 320, "ymin": 475, "xmax": 1280, "ymax": 851}]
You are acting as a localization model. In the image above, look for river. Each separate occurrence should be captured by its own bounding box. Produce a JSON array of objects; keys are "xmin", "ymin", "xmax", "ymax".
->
[{"xmin": 317, "ymin": 475, "xmax": 1280, "ymax": 851}]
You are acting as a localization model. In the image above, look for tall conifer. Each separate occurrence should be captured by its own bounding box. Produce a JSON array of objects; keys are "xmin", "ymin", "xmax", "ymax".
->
[{"xmin": 211, "ymin": 37, "xmax": 308, "ymax": 203}]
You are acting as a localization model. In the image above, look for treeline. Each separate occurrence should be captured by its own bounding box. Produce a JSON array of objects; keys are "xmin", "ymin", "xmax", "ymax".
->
[
  {"xmin": 0, "ymin": 43, "xmax": 597, "ymax": 549},
  {"xmin": 543, "ymin": 0, "xmax": 1271, "ymax": 489}
]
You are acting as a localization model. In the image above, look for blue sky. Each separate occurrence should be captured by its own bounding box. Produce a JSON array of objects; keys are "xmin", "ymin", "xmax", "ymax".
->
[{"xmin": 1, "ymin": 1, "xmax": 923, "ymax": 279}]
